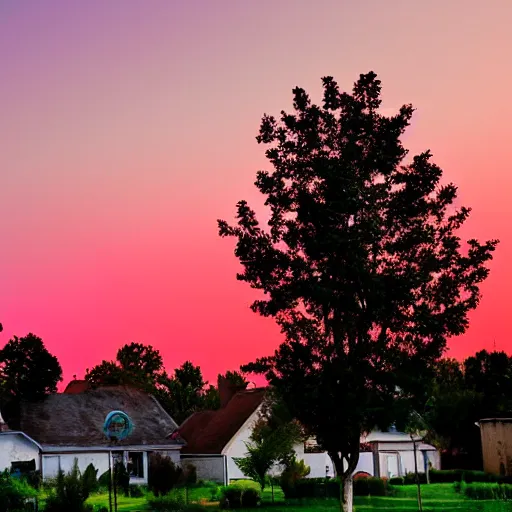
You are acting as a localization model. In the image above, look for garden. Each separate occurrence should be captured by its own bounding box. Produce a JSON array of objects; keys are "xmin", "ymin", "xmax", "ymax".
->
[{"xmin": 3, "ymin": 459, "xmax": 512, "ymax": 512}]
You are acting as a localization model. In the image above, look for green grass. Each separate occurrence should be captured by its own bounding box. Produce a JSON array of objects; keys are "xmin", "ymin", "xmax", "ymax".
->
[{"xmin": 79, "ymin": 483, "xmax": 512, "ymax": 511}]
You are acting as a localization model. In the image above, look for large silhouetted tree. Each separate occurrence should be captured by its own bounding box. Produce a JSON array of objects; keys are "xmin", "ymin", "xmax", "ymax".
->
[
  {"xmin": 85, "ymin": 342, "xmax": 166, "ymax": 391},
  {"xmin": 219, "ymin": 72, "xmax": 498, "ymax": 511},
  {"xmin": 0, "ymin": 333, "xmax": 62, "ymax": 425}
]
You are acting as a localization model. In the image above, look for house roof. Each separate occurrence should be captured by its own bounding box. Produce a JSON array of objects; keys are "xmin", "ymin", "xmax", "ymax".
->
[
  {"xmin": 63, "ymin": 380, "xmax": 91, "ymax": 394},
  {"xmin": 179, "ymin": 388, "xmax": 266, "ymax": 454},
  {"xmin": 363, "ymin": 431, "xmax": 423, "ymax": 443},
  {"xmin": 17, "ymin": 386, "xmax": 182, "ymax": 447}
]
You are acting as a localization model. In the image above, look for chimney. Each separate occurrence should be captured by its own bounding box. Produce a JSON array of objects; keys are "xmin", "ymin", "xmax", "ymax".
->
[{"xmin": 218, "ymin": 375, "xmax": 247, "ymax": 408}]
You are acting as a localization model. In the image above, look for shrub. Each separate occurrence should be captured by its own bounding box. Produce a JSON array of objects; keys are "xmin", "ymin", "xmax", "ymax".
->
[
  {"xmin": 241, "ymin": 488, "xmax": 261, "ymax": 507},
  {"xmin": 95, "ymin": 507, "xmax": 109, "ymax": 512},
  {"xmin": 98, "ymin": 470, "xmax": 110, "ymax": 489},
  {"xmin": 181, "ymin": 464, "xmax": 197, "ymax": 486},
  {"xmin": 389, "ymin": 476, "xmax": 405, "ymax": 486},
  {"xmin": 353, "ymin": 476, "xmax": 387, "ymax": 496},
  {"xmin": 463, "ymin": 482, "xmax": 512, "ymax": 500},
  {"xmin": 403, "ymin": 472, "xmax": 428, "ymax": 485},
  {"xmin": 280, "ymin": 457, "xmax": 311, "ymax": 499},
  {"xmin": 113, "ymin": 461, "xmax": 130, "ymax": 497},
  {"xmin": 283, "ymin": 478, "xmax": 340, "ymax": 499},
  {"xmin": 148, "ymin": 494, "xmax": 204, "ymax": 511},
  {"xmin": 148, "ymin": 453, "xmax": 183, "ymax": 497},
  {"xmin": 129, "ymin": 483, "xmax": 145, "ymax": 497},
  {"xmin": 0, "ymin": 470, "xmax": 38, "ymax": 512},
  {"xmin": 44, "ymin": 460, "xmax": 93, "ymax": 512},
  {"xmin": 82, "ymin": 464, "xmax": 99, "ymax": 500},
  {"xmin": 220, "ymin": 481, "xmax": 262, "ymax": 509}
]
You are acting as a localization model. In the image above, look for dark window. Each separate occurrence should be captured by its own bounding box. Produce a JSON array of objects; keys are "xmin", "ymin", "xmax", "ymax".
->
[
  {"xmin": 127, "ymin": 452, "xmax": 144, "ymax": 478},
  {"xmin": 11, "ymin": 460, "xmax": 36, "ymax": 474}
]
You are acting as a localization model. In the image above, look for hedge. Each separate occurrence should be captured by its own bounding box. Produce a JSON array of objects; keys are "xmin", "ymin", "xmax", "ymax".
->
[
  {"xmin": 281, "ymin": 477, "xmax": 390, "ymax": 499},
  {"xmin": 463, "ymin": 482, "xmax": 512, "ymax": 500}
]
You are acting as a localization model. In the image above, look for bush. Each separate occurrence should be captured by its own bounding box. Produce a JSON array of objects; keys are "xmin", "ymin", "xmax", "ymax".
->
[
  {"xmin": 283, "ymin": 478, "xmax": 340, "ymax": 499},
  {"xmin": 95, "ymin": 507, "xmax": 109, "ymax": 512},
  {"xmin": 463, "ymin": 482, "xmax": 512, "ymax": 500},
  {"xmin": 389, "ymin": 476, "xmax": 405, "ymax": 485},
  {"xmin": 44, "ymin": 460, "xmax": 93, "ymax": 512},
  {"xmin": 220, "ymin": 481, "xmax": 262, "ymax": 509},
  {"xmin": 403, "ymin": 472, "xmax": 427, "ymax": 485},
  {"xmin": 148, "ymin": 453, "xmax": 183, "ymax": 497},
  {"xmin": 0, "ymin": 470, "xmax": 38, "ymax": 512},
  {"xmin": 113, "ymin": 462, "xmax": 130, "ymax": 497},
  {"xmin": 82, "ymin": 464, "xmax": 99, "ymax": 500},
  {"xmin": 241, "ymin": 488, "xmax": 260, "ymax": 507},
  {"xmin": 280, "ymin": 457, "xmax": 311, "ymax": 499},
  {"xmin": 148, "ymin": 494, "xmax": 204, "ymax": 511},
  {"xmin": 181, "ymin": 464, "xmax": 197, "ymax": 486},
  {"xmin": 353, "ymin": 476, "xmax": 387, "ymax": 496},
  {"xmin": 129, "ymin": 483, "xmax": 145, "ymax": 497}
]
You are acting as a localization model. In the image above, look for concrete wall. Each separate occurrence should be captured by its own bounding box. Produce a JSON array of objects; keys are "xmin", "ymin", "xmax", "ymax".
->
[
  {"xmin": 0, "ymin": 434, "xmax": 40, "ymax": 472},
  {"xmin": 480, "ymin": 419, "xmax": 512, "ymax": 476},
  {"xmin": 181, "ymin": 456, "xmax": 226, "ymax": 483}
]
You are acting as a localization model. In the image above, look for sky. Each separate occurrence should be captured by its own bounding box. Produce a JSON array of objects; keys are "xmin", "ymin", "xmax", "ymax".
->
[{"xmin": 1, "ymin": 0, "xmax": 511, "ymax": 387}]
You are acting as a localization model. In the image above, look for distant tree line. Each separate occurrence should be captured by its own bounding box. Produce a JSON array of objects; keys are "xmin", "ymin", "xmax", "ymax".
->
[{"xmin": 0, "ymin": 334, "xmax": 247, "ymax": 426}]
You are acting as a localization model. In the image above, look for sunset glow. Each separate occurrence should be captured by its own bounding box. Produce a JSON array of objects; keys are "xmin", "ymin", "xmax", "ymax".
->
[{"xmin": 1, "ymin": 0, "xmax": 510, "ymax": 385}]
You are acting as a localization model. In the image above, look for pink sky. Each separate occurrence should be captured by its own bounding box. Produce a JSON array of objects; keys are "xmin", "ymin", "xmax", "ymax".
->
[{"xmin": 1, "ymin": 0, "xmax": 511, "ymax": 387}]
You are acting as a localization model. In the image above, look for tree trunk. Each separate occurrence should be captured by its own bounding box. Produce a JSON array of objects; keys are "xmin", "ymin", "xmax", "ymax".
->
[
  {"xmin": 413, "ymin": 439, "xmax": 423, "ymax": 512},
  {"xmin": 341, "ymin": 475, "xmax": 354, "ymax": 512},
  {"xmin": 329, "ymin": 451, "xmax": 357, "ymax": 512}
]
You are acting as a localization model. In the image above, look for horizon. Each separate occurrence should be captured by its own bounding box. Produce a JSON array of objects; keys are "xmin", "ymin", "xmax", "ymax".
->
[{"xmin": 1, "ymin": 0, "xmax": 510, "ymax": 386}]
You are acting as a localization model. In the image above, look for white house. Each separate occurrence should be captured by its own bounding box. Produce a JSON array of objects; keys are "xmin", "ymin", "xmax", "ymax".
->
[
  {"xmin": 179, "ymin": 382, "xmax": 440, "ymax": 483},
  {"xmin": 0, "ymin": 385, "xmax": 183, "ymax": 484}
]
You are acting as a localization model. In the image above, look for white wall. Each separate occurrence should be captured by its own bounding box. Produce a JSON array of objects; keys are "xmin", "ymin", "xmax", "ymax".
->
[
  {"xmin": 302, "ymin": 452, "xmax": 335, "ymax": 478},
  {"xmin": 353, "ymin": 452, "xmax": 374, "ymax": 476},
  {"xmin": 42, "ymin": 453, "xmax": 110, "ymax": 480},
  {"xmin": 0, "ymin": 434, "xmax": 40, "ymax": 472}
]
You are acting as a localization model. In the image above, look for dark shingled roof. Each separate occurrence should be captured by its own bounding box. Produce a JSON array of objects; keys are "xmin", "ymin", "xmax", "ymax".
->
[
  {"xmin": 179, "ymin": 388, "xmax": 266, "ymax": 454},
  {"xmin": 18, "ymin": 386, "xmax": 182, "ymax": 447}
]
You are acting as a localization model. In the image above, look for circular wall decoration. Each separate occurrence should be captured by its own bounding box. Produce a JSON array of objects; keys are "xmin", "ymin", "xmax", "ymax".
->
[{"xmin": 103, "ymin": 410, "xmax": 133, "ymax": 441}]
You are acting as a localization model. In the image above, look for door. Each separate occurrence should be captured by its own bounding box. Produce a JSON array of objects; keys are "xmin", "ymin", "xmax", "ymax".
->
[
  {"xmin": 383, "ymin": 453, "xmax": 399, "ymax": 478},
  {"xmin": 43, "ymin": 456, "xmax": 60, "ymax": 478}
]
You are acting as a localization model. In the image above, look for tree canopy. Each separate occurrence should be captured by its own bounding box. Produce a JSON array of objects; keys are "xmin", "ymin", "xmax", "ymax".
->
[
  {"xmin": 85, "ymin": 342, "xmax": 166, "ymax": 392},
  {"xmin": 0, "ymin": 333, "xmax": 62, "ymax": 424},
  {"xmin": 219, "ymin": 71, "xmax": 498, "ymax": 511}
]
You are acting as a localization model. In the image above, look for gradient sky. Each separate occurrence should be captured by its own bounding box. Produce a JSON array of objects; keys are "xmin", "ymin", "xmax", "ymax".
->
[{"xmin": 1, "ymin": 0, "xmax": 511, "ymax": 387}]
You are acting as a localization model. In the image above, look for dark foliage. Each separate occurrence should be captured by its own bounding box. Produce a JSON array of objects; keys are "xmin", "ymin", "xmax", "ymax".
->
[
  {"xmin": 0, "ymin": 333, "xmax": 62, "ymax": 424},
  {"xmin": 219, "ymin": 482, "xmax": 261, "ymax": 509},
  {"xmin": 81, "ymin": 463, "xmax": 98, "ymax": 500},
  {"xmin": 114, "ymin": 461, "xmax": 130, "ymax": 497},
  {"xmin": 148, "ymin": 453, "xmax": 183, "ymax": 497},
  {"xmin": 0, "ymin": 470, "xmax": 37, "ymax": 512},
  {"xmin": 44, "ymin": 460, "xmax": 93, "ymax": 512},
  {"xmin": 219, "ymin": 71, "xmax": 498, "ymax": 508}
]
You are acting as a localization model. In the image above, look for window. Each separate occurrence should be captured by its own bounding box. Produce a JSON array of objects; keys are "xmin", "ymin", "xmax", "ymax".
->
[{"xmin": 127, "ymin": 452, "xmax": 144, "ymax": 479}]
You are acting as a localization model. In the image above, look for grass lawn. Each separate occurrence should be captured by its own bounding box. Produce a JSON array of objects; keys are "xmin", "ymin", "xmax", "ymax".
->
[{"xmin": 82, "ymin": 484, "xmax": 512, "ymax": 511}]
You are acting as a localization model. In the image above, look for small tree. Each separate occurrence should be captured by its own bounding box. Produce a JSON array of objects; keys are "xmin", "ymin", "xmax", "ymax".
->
[
  {"xmin": 44, "ymin": 459, "xmax": 91, "ymax": 512},
  {"xmin": 148, "ymin": 453, "xmax": 183, "ymax": 496},
  {"xmin": 234, "ymin": 392, "xmax": 303, "ymax": 490},
  {"xmin": 220, "ymin": 72, "xmax": 498, "ymax": 512}
]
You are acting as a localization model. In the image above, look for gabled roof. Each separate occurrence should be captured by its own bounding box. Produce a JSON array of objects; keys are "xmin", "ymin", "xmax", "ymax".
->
[
  {"xmin": 17, "ymin": 386, "xmax": 182, "ymax": 447},
  {"xmin": 179, "ymin": 388, "xmax": 266, "ymax": 454}
]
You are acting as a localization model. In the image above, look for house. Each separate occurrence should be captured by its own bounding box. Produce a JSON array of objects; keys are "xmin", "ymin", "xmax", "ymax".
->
[
  {"xmin": 0, "ymin": 385, "xmax": 183, "ymax": 484},
  {"xmin": 356, "ymin": 430, "xmax": 440, "ymax": 478},
  {"xmin": 479, "ymin": 418, "xmax": 512, "ymax": 476},
  {"xmin": 179, "ymin": 382, "xmax": 440, "ymax": 483}
]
